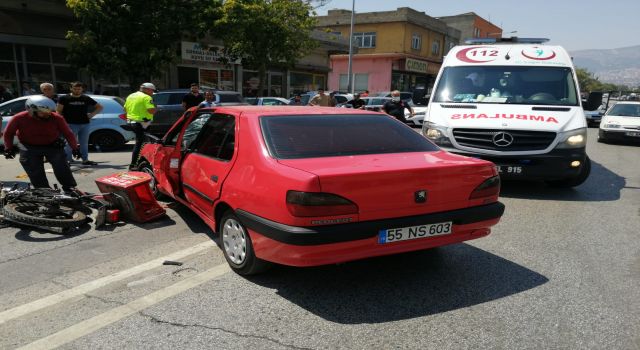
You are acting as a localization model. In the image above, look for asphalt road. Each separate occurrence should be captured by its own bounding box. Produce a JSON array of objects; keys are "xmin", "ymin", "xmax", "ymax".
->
[{"xmin": 0, "ymin": 128, "xmax": 638, "ymax": 349}]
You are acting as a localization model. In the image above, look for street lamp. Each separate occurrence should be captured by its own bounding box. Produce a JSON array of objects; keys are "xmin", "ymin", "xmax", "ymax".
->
[{"xmin": 346, "ymin": 0, "xmax": 355, "ymax": 94}]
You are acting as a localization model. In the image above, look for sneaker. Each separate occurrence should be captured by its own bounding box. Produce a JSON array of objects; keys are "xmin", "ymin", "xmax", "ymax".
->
[{"xmin": 82, "ymin": 160, "xmax": 98, "ymax": 166}]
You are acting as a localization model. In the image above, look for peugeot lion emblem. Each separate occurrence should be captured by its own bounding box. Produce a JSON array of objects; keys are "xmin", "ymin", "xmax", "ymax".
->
[
  {"xmin": 492, "ymin": 132, "xmax": 514, "ymax": 147},
  {"xmin": 414, "ymin": 190, "xmax": 427, "ymax": 203}
]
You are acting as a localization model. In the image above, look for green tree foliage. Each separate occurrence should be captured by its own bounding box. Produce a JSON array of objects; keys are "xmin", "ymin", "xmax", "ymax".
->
[
  {"xmin": 575, "ymin": 67, "xmax": 637, "ymax": 94},
  {"xmin": 65, "ymin": 0, "xmax": 221, "ymax": 91},
  {"xmin": 216, "ymin": 0, "xmax": 317, "ymax": 96}
]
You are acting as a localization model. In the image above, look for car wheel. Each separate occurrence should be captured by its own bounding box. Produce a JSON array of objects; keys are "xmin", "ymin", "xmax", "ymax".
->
[
  {"xmin": 90, "ymin": 130, "xmax": 125, "ymax": 151},
  {"xmin": 220, "ymin": 211, "xmax": 271, "ymax": 275},
  {"xmin": 546, "ymin": 156, "xmax": 591, "ymax": 188},
  {"xmin": 137, "ymin": 161, "xmax": 164, "ymax": 200}
]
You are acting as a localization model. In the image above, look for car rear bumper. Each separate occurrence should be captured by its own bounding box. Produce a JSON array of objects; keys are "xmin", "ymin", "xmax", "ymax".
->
[{"xmin": 237, "ymin": 202, "xmax": 504, "ymax": 266}]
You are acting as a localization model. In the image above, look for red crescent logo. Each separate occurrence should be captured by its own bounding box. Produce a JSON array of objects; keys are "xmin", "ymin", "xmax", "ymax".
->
[
  {"xmin": 521, "ymin": 49, "xmax": 556, "ymax": 60},
  {"xmin": 456, "ymin": 47, "xmax": 500, "ymax": 63}
]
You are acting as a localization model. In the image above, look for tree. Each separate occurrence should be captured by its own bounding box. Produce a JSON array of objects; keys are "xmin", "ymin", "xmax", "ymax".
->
[
  {"xmin": 216, "ymin": 0, "xmax": 317, "ymax": 96},
  {"xmin": 65, "ymin": 0, "xmax": 221, "ymax": 91}
]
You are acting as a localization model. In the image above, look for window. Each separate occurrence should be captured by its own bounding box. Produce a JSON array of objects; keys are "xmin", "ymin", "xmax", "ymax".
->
[
  {"xmin": 353, "ymin": 32, "xmax": 376, "ymax": 48},
  {"xmin": 0, "ymin": 99, "xmax": 26, "ymax": 116},
  {"xmin": 181, "ymin": 113, "xmax": 212, "ymax": 149},
  {"xmin": 474, "ymin": 28, "xmax": 481, "ymax": 37},
  {"xmin": 412, "ymin": 34, "xmax": 422, "ymax": 50},
  {"xmin": 191, "ymin": 114, "xmax": 235, "ymax": 161},
  {"xmin": 431, "ymin": 40, "xmax": 441, "ymax": 56},
  {"xmin": 339, "ymin": 74, "xmax": 368, "ymax": 91},
  {"xmin": 261, "ymin": 115, "xmax": 438, "ymax": 159}
]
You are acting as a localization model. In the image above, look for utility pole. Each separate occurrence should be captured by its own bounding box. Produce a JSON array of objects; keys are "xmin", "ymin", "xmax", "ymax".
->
[{"xmin": 346, "ymin": 0, "xmax": 355, "ymax": 94}]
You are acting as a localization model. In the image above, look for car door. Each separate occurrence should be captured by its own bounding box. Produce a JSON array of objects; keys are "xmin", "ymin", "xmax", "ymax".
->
[
  {"xmin": 180, "ymin": 113, "xmax": 237, "ymax": 216},
  {"xmin": 151, "ymin": 93, "xmax": 185, "ymax": 136},
  {"xmin": 150, "ymin": 111, "xmax": 208, "ymax": 198}
]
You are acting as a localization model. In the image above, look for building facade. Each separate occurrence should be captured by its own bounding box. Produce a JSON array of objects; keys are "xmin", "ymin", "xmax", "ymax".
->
[
  {"xmin": 437, "ymin": 12, "xmax": 502, "ymax": 42},
  {"xmin": 316, "ymin": 7, "xmax": 461, "ymax": 95},
  {"xmin": 0, "ymin": 1, "xmax": 346, "ymax": 98}
]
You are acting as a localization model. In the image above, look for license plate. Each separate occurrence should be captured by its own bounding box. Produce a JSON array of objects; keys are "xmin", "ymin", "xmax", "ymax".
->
[
  {"xmin": 625, "ymin": 131, "xmax": 640, "ymax": 137},
  {"xmin": 497, "ymin": 165, "xmax": 523, "ymax": 174},
  {"xmin": 378, "ymin": 221, "xmax": 452, "ymax": 244}
]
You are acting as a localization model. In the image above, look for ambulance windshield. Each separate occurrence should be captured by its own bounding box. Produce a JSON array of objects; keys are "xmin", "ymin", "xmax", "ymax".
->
[{"xmin": 433, "ymin": 66, "xmax": 579, "ymax": 106}]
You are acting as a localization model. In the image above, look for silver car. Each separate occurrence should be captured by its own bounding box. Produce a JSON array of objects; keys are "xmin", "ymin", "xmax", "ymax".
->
[{"xmin": 0, "ymin": 95, "xmax": 134, "ymax": 151}]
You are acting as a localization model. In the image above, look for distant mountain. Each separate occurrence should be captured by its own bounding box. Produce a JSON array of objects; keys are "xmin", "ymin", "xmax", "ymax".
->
[{"xmin": 570, "ymin": 45, "xmax": 640, "ymax": 88}]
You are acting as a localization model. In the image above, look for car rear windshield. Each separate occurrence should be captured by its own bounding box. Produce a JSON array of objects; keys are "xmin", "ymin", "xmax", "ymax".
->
[{"xmin": 261, "ymin": 114, "xmax": 439, "ymax": 159}]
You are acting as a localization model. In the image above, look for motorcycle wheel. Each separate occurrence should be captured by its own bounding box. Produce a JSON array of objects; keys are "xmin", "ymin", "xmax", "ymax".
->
[{"xmin": 2, "ymin": 203, "xmax": 87, "ymax": 229}]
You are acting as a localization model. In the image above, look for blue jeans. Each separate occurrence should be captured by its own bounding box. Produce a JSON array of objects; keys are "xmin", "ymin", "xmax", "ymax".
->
[{"xmin": 66, "ymin": 123, "xmax": 90, "ymax": 161}]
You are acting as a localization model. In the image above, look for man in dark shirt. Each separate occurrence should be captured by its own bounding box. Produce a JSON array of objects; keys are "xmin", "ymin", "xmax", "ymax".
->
[
  {"xmin": 383, "ymin": 90, "xmax": 414, "ymax": 123},
  {"xmin": 56, "ymin": 82, "xmax": 102, "ymax": 165},
  {"xmin": 347, "ymin": 93, "xmax": 366, "ymax": 109},
  {"xmin": 4, "ymin": 96, "xmax": 80, "ymax": 191},
  {"xmin": 182, "ymin": 83, "xmax": 204, "ymax": 110}
]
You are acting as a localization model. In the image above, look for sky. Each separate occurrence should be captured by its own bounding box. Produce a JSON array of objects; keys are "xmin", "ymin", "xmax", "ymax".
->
[{"xmin": 315, "ymin": 0, "xmax": 640, "ymax": 52}]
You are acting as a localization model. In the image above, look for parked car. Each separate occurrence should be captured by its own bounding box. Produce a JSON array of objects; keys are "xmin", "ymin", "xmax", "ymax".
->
[
  {"xmin": 151, "ymin": 89, "xmax": 245, "ymax": 137},
  {"xmin": 244, "ymin": 97, "xmax": 290, "ymax": 106},
  {"xmin": 289, "ymin": 91, "xmax": 353, "ymax": 106},
  {"xmin": 0, "ymin": 95, "xmax": 134, "ymax": 151},
  {"xmin": 338, "ymin": 97, "xmax": 391, "ymax": 111},
  {"xmin": 377, "ymin": 91, "xmax": 414, "ymax": 102},
  {"xmin": 405, "ymin": 104, "xmax": 429, "ymax": 127},
  {"xmin": 598, "ymin": 101, "xmax": 640, "ymax": 143},
  {"xmin": 137, "ymin": 106, "xmax": 505, "ymax": 275}
]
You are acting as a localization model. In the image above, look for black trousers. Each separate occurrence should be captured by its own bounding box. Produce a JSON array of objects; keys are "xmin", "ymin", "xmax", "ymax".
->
[
  {"xmin": 129, "ymin": 122, "xmax": 147, "ymax": 167},
  {"xmin": 19, "ymin": 146, "xmax": 77, "ymax": 191}
]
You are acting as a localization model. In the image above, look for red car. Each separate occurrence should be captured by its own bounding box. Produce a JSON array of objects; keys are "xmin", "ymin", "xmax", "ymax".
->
[{"xmin": 138, "ymin": 106, "xmax": 504, "ymax": 275}]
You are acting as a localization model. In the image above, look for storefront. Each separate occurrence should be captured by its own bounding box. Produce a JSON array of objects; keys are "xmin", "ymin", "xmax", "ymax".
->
[
  {"xmin": 0, "ymin": 41, "xmax": 78, "ymax": 97},
  {"xmin": 174, "ymin": 41, "xmax": 241, "ymax": 91},
  {"xmin": 391, "ymin": 57, "xmax": 438, "ymax": 92},
  {"xmin": 328, "ymin": 54, "xmax": 440, "ymax": 95}
]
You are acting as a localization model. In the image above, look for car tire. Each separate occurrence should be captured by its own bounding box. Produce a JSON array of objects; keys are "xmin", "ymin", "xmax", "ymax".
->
[
  {"xmin": 137, "ymin": 161, "xmax": 165, "ymax": 200},
  {"xmin": 545, "ymin": 156, "xmax": 591, "ymax": 188},
  {"xmin": 90, "ymin": 130, "xmax": 125, "ymax": 152},
  {"xmin": 220, "ymin": 211, "xmax": 271, "ymax": 275}
]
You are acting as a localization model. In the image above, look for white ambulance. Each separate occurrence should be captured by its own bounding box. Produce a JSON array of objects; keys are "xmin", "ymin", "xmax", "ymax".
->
[{"xmin": 423, "ymin": 38, "xmax": 590, "ymax": 187}]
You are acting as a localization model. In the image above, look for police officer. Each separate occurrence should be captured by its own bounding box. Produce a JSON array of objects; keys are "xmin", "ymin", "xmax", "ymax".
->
[
  {"xmin": 124, "ymin": 82, "xmax": 156, "ymax": 170},
  {"xmin": 3, "ymin": 96, "xmax": 80, "ymax": 192}
]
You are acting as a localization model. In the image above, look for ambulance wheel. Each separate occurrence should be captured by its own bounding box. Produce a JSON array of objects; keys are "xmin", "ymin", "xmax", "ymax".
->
[
  {"xmin": 546, "ymin": 156, "xmax": 591, "ymax": 188},
  {"xmin": 137, "ymin": 161, "xmax": 163, "ymax": 199},
  {"xmin": 220, "ymin": 211, "xmax": 271, "ymax": 275}
]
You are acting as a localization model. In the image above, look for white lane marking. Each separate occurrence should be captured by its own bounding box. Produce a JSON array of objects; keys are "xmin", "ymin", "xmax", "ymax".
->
[
  {"xmin": 0, "ymin": 240, "xmax": 215, "ymax": 325},
  {"xmin": 17, "ymin": 263, "xmax": 230, "ymax": 350}
]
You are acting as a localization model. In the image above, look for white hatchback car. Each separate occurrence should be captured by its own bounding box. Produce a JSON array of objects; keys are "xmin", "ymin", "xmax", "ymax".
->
[
  {"xmin": 598, "ymin": 101, "xmax": 640, "ymax": 143},
  {"xmin": 0, "ymin": 95, "xmax": 134, "ymax": 151}
]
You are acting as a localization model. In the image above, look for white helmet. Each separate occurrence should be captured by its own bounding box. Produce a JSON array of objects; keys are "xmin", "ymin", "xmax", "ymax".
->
[{"xmin": 25, "ymin": 95, "xmax": 56, "ymax": 115}]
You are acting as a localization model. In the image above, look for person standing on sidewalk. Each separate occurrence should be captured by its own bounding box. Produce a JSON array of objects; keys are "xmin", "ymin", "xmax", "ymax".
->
[
  {"xmin": 40, "ymin": 82, "xmax": 58, "ymax": 104},
  {"xmin": 198, "ymin": 90, "xmax": 215, "ymax": 108},
  {"xmin": 56, "ymin": 82, "xmax": 103, "ymax": 166},
  {"xmin": 124, "ymin": 82, "xmax": 156, "ymax": 170},
  {"xmin": 3, "ymin": 96, "xmax": 80, "ymax": 192},
  {"xmin": 382, "ymin": 90, "xmax": 413, "ymax": 123},
  {"xmin": 182, "ymin": 83, "xmax": 204, "ymax": 110},
  {"xmin": 308, "ymin": 88, "xmax": 329, "ymax": 106}
]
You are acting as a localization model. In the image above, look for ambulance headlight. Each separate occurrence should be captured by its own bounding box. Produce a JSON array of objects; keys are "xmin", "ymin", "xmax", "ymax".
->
[
  {"xmin": 555, "ymin": 128, "xmax": 587, "ymax": 149},
  {"xmin": 422, "ymin": 121, "xmax": 451, "ymax": 146}
]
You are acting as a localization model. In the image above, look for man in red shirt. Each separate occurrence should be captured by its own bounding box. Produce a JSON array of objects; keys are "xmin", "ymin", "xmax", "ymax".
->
[{"xmin": 3, "ymin": 96, "xmax": 81, "ymax": 191}]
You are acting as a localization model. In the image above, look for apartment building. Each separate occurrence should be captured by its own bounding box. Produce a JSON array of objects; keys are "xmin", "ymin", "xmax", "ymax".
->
[{"xmin": 316, "ymin": 7, "xmax": 461, "ymax": 95}]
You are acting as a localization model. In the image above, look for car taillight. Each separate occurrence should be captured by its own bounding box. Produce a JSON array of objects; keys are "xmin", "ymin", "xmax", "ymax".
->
[
  {"xmin": 469, "ymin": 176, "xmax": 501, "ymax": 199},
  {"xmin": 118, "ymin": 113, "xmax": 127, "ymax": 121},
  {"xmin": 286, "ymin": 191, "xmax": 358, "ymax": 217}
]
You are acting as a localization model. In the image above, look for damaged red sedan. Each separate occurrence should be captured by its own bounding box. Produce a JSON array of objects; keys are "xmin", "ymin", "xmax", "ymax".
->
[{"xmin": 138, "ymin": 106, "xmax": 504, "ymax": 275}]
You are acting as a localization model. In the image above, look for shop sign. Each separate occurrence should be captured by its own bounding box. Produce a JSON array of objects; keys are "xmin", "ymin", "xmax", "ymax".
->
[
  {"xmin": 405, "ymin": 58, "xmax": 428, "ymax": 74},
  {"xmin": 181, "ymin": 42, "xmax": 241, "ymax": 64}
]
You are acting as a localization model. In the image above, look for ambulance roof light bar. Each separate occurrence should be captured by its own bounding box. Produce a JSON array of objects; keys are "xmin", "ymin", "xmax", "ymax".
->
[{"xmin": 464, "ymin": 37, "xmax": 550, "ymax": 45}]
